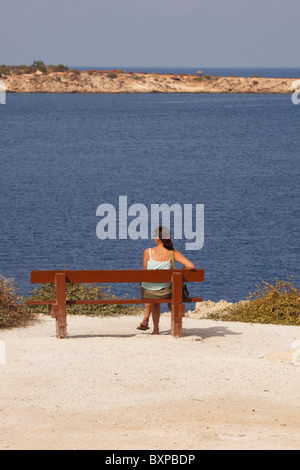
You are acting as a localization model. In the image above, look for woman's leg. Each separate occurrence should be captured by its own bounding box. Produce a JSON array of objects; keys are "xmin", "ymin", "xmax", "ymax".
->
[
  {"xmin": 151, "ymin": 303, "xmax": 161, "ymax": 335},
  {"xmin": 138, "ymin": 303, "xmax": 151, "ymax": 328}
]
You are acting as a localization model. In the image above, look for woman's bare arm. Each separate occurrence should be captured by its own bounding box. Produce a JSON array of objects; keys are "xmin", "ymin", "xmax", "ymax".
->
[
  {"xmin": 173, "ymin": 249, "xmax": 195, "ymax": 269},
  {"xmin": 143, "ymin": 248, "xmax": 150, "ymax": 269}
]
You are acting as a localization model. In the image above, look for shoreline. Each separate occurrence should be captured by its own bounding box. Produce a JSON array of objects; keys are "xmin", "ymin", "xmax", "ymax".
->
[{"xmin": 2, "ymin": 70, "xmax": 299, "ymax": 94}]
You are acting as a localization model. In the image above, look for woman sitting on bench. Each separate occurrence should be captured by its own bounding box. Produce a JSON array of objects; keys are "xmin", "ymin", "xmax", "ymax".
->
[{"xmin": 137, "ymin": 226, "xmax": 195, "ymax": 335}]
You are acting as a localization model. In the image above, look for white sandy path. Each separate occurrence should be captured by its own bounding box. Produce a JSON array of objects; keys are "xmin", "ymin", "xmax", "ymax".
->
[{"xmin": 0, "ymin": 314, "xmax": 299, "ymax": 450}]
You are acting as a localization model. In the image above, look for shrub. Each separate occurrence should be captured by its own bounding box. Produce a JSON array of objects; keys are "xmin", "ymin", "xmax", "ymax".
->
[
  {"xmin": 48, "ymin": 64, "xmax": 69, "ymax": 72},
  {"xmin": 0, "ymin": 275, "xmax": 35, "ymax": 329},
  {"xmin": 27, "ymin": 281, "xmax": 142, "ymax": 317},
  {"xmin": 0, "ymin": 65, "xmax": 10, "ymax": 76},
  {"xmin": 107, "ymin": 72, "xmax": 118, "ymax": 79},
  {"xmin": 209, "ymin": 276, "xmax": 300, "ymax": 325},
  {"xmin": 23, "ymin": 66, "xmax": 34, "ymax": 74},
  {"xmin": 31, "ymin": 61, "xmax": 47, "ymax": 73}
]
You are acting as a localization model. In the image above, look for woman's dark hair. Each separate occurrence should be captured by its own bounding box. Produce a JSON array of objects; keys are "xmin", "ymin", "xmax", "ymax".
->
[
  {"xmin": 162, "ymin": 238, "xmax": 174, "ymax": 251},
  {"xmin": 155, "ymin": 226, "xmax": 174, "ymax": 251}
]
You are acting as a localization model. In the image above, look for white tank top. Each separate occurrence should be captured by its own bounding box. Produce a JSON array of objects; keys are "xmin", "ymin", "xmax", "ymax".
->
[{"xmin": 142, "ymin": 248, "xmax": 172, "ymax": 291}]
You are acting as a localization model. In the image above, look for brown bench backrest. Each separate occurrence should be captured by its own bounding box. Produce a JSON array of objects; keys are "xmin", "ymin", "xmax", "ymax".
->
[{"xmin": 31, "ymin": 269, "xmax": 204, "ymax": 284}]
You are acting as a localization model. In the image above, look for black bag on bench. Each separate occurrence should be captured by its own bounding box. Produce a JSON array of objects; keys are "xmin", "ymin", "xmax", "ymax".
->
[{"xmin": 170, "ymin": 251, "xmax": 189, "ymax": 298}]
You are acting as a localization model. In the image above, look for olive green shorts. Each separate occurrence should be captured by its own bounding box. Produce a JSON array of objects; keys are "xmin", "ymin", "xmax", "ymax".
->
[{"xmin": 140, "ymin": 284, "xmax": 172, "ymax": 299}]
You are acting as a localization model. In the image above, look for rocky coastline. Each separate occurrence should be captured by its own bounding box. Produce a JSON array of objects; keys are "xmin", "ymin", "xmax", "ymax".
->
[{"xmin": 2, "ymin": 69, "xmax": 298, "ymax": 94}]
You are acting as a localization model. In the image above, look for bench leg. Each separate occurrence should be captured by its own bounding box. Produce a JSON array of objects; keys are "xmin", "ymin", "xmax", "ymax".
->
[
  {"xmin": 171, "ymin": 272, "xmax": 183, "ymax": 338},
  {"xmin": 171, "ymin": 303, "xmax": 185, "ymax": 338},
  {"xmin": 49, "ymin": 305, "xmax": 56, "ymax": 318},
  {"xmin": 55, "ymin": 273, "xmax": 67, "ymax": 339}
]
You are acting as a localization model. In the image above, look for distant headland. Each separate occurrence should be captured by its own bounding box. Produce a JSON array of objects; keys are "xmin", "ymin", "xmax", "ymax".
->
[{"xmin": 1, "ymin": 62, "xmax": 298, "ymax": 94}]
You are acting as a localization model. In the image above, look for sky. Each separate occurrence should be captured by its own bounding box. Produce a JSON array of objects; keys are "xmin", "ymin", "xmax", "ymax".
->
[{"xmin": 0, "ymin": 0, "xmax": 299, "ymax": 68}]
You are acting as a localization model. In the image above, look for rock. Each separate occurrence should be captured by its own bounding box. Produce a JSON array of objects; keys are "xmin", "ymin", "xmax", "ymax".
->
[
  {"xmin": 3, "ymin": 71, "xmax": 299, "ymax": 94},
  {"xmin": 186, "ymin": 300, "xmax": 234, "ymax": 319}
]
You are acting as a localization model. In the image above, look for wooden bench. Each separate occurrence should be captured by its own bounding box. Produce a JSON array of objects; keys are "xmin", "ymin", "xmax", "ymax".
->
[{"xmin": 26, "ymin": 269, "xmax": 204, "ymax": 339}]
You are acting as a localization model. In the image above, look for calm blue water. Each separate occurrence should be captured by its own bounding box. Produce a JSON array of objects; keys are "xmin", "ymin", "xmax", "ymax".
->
[{"xmin": 0, "ymin": 90, "xmax": 299, "ymax": 303}]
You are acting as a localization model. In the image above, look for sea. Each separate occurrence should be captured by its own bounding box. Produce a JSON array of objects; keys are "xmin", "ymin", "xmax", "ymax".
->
[{"xmin": 0, "ymin": 67, "xmax": 299, "ymax": 304}]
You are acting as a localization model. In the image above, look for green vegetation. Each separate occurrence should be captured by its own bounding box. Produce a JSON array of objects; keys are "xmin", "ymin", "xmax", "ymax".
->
[
  {"xmin": 31, "ymin": 61, "xmax": 47, "ymax": 73},
  {"xmin": 0, "ymin": 61, "xmax": 69, "ymax": 77},
  {"xmin": 208, "ymin": 276, "xmax": 300, "ymax": 326},
  {"xmin": 194, "ymin": 75, "xmax": 219, "ymax": 82},
  {"xmin": 107, "ymin": 72, "xmax": 118, "ymax": 79},
  {"xmin": 27, "ymin": 281, "xmax": 141, "ymax": 317},
  {"xmin": 204, "ymin": 75, "xmax": 219, "ymax": 80},
  {"xmin": 0, "ymin": 275, "xmax": 35, "ymax": 329},
  {"xmin": 0, "ymin": 270, "xmax": 141, "ymax": 329},
  {"xmin": 1, "ymin": 271, "xmax": 299, "ymax": 330},
  {"xmin": 47, "ymin": 64, "xmax": 70, "ymax": 73}
]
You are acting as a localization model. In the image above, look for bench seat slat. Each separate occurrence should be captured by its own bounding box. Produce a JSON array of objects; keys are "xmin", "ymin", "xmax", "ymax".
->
[
  {"xmin": 27, "ymin": 297, "xmax": 203, "ymax": 306},
  {"xmin": 67, "ymin": 297, "xmax": 203, "ymax": 305}
]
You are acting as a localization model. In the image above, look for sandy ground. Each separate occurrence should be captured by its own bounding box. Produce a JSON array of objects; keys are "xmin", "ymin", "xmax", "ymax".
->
[{"xmin": 0, "ymin": 312, "xmax": 299, "ymax": 450}]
